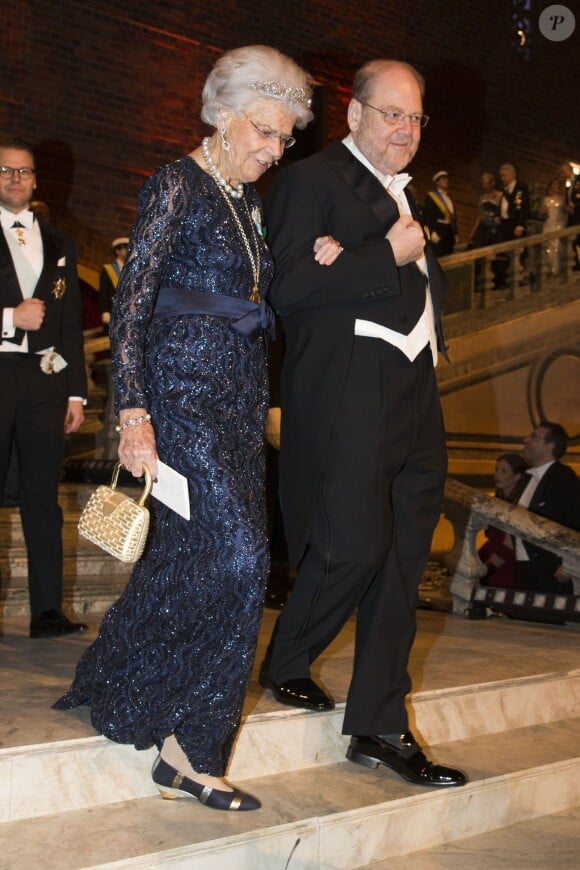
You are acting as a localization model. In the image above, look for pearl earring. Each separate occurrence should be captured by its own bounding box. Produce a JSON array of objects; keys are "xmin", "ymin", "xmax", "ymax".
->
[{"xmin": 220, "ymin": 126, "xmax": 231, "ymax": 152}]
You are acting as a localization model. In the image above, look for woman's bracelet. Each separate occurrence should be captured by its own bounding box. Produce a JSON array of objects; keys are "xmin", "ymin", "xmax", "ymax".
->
[{"xmin": 115, "ymin": 413, "xmax": 151, "ymax": 432}]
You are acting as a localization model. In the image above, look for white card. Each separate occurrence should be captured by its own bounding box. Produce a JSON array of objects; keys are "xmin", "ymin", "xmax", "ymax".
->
[{"xmin": 151, "ymin": 460, "xmax": 190, "ymax": 520}]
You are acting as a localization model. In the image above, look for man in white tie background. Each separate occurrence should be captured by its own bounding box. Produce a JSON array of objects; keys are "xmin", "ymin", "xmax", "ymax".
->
[
  {"xmin": 514, "ymin": 422, "xmax": 580, "ymax": 594},
  {"xmin": 261, "ymin": 61, "xmax": 465, "ymax": 788},
  {"xmin": 423, "ymin": 170, "xmax": 458, "ymax": 256},
  {"xmin": 0, "ymin": 137, "xmax": 87, "ymax": 638}
]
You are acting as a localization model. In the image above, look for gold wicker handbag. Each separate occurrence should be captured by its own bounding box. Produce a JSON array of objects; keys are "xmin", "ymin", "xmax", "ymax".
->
[{"xmin": 78, "ymin": 462, "xmax": 152, "ymax": 563}]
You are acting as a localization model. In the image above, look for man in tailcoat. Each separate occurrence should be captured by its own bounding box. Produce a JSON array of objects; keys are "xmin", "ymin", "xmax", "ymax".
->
[
  {"xmin": 98, "ymin": 236, "xmax": 128, "ymax": 332},
  {"xmin": 495, "ymin": 163, "xmax": 530, "ymax": 288},
  {"xmin": 0, "ymin": 137, "xmax": 87, "ymax": 637},
  {"xmin": 515, "ymin": 422, "xmax": 580, "ymax": 593},
  {"xmin": 261, "ymin": 61, "xmax": 465, "ymax": 788},
  {"xmin": 422, "ymin": 170, "xmax": 458, "ymax": 256}
]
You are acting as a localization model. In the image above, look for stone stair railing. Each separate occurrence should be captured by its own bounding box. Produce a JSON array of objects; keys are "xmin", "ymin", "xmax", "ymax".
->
[
  {"xmin": 439, "ymin": 224, "xmax": 579, "ymax": 316},
  {"xmin": 442, "ymin": 477, "xmax": 580, "ymax": 616}
]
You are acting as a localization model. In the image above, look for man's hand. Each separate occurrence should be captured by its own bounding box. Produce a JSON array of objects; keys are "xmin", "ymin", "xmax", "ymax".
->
[
  {"xmin": 13, "ymin": 298, "xmax": 45, "ymax": 331},
  {"xmin": 64, "ymin": 399, "xmax": 84, "ymax": 434},
  {"xmin": 386, "ymin": 216, "xmax": 425, "ymax": 265},
  {"xmin": 554, "ymin": 565, "xmax": 572, "ymax": 583},
  {"xmin": 514, "ymin": 226, "xmax": 525, "ymax": 238}
]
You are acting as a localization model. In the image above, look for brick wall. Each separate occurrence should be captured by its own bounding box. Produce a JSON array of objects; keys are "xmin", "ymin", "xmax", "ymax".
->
[{"xmin": 1, "ymin": 0, "xmax": 579, "ymax": 267}]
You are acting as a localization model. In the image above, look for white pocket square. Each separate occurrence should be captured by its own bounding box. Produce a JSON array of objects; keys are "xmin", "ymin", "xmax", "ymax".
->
[{"xmin": 57, "ymin": 256, "xmax": 66, "ymax": 267}]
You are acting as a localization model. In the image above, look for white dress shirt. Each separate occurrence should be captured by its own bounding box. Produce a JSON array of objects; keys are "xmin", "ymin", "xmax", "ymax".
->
[
  {"xmin": 500, "ymin": 180, "xmax": 516, "ymax": 220},
  {"xmin": 0, "ymin": 206, "xmax": 85, "ymax": 403},
  {"xmin": 342, "ymin": 135, "xmax": 438, "ymax": 366},
  {"xmin": 0, "ymin": 206, "xmax": 42, "ymax": 352},
  {"xmin": 514, "ymin": 460, "xmax": 555, "ymax": 561}
]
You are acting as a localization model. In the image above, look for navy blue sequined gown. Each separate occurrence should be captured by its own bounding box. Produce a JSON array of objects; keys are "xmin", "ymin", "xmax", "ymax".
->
[{"xmin": 55, "ymin": 157, "xmax": 272, "ymax": 775}]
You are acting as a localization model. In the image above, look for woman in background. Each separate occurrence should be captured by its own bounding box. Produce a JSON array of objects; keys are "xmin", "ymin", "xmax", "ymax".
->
[
  {"xmin": 540, "ymin": 178, "xmax": 566, "ymax": 275},
  {"xmin": 478, "ymin": 452, "xmax": 528, "ymax": 588}
]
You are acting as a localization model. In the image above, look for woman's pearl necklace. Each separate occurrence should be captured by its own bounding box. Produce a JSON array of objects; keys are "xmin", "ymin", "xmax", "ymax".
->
[{"xmin": 201, "ymin": 137, "xmax": 244, "ymax": 199}]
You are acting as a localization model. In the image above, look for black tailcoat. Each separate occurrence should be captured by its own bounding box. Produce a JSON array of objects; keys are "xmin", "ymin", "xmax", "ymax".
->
[
  {"xmin": 500, "ymin": 180, "xmax": 530, "ymax": 240},
  {"xmin": 0, "ymin": 217, "xmax": 86, "ymax": 616},
  {"xmin": 262, "ymin": 142, "xmax": 449, "ymax": 732},
  {"xmin": 519, "ymin": 461, "xmax": 580, "ymax": 578},
  {"xmin": 0, "ymin": 220, "xmax": 86, "ymax": 395},
  {"xmin": 264, "ymin": 141, "xmax": 447, "ymax": 567}
]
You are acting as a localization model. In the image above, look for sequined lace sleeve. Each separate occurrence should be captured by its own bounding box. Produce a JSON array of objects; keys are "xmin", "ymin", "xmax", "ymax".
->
[{"xmin": 110, "ymin": 162, "xmax": 188, "ymax": 412}]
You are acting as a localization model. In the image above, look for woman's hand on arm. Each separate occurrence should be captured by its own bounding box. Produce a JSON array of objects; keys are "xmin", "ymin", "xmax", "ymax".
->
[
  {"xmin": 117, "ymin": 408, "xmax": 158, "ymax": 479},
  {"xmin": 313, "ymin": 235, "xmax": 343, "ymax": 266}
]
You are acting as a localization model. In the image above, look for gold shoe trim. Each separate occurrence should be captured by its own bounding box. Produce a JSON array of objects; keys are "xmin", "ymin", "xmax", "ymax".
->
[{"xmin": 171, "ymin": 771, "xmax": 184, "ymax": 789}]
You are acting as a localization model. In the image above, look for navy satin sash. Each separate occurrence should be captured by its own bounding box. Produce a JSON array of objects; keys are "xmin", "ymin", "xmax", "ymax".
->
[{"xmin": 153, "ymin": 286, "xmax": 275, "ymax": 343}]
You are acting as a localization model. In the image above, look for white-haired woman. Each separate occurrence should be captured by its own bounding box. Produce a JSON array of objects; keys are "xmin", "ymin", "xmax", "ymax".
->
[{"xmin": 55, "ymin": 45, "xmax": 340, "ymax": 811}]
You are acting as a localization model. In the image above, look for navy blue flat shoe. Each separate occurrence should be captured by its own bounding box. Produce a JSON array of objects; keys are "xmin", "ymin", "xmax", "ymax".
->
[{"xmin": 152, "ymin": 756, "xmax": 261, "ymax": 811}]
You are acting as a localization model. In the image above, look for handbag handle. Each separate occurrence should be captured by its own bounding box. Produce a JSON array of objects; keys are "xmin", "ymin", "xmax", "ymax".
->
[{"xmin": 110, "ymin": 461, "xmax": 153, "ymax": 506}]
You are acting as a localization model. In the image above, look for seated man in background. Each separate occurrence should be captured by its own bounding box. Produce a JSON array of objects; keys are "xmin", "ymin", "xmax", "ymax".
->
[{"xmin": 514, "ymin": 422, "xmax": 580, "ymax": 594}]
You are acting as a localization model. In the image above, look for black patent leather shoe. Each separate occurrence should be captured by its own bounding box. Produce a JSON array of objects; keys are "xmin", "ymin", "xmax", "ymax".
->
[
  {"xmin": 152, "ymin": 756, "xmax": 260, "ymax": 811},
  {"xmin": 259, "ymin": 669, "xmax": 335, "ymax": 711},
  {"xmin": 346, "ymin": 732, "xmax": 467, "ymax": 787},
  {"xmin": 29, "ymin": 609, "xmax": 88, "ymax": 639}
]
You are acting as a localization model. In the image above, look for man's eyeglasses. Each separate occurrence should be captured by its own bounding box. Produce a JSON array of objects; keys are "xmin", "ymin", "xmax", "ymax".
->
[
  {"xmin": 360, "ymin": 102, "xmax": 430, "ymax": 128},
  {"xmin": 245, "ymin": 116, "xmax": 296, "ymax": 149},
  {"xmin": 0, "ymin": 166, "xmax": 36, "ymax": 179}
]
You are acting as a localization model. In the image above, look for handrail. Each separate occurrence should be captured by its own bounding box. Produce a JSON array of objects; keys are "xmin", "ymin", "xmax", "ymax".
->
[
  {"xmin": 434, "ymin": 224, "xmax": 578, "ymax": 317},
  {"xmin": 84, "ymin": 334, "xmax": 110, "ymax": 355},
  {"xmin": 442, "ymin": 477, "xmax": 580, "ymax": 613},
  {"xmin": 439, "ymin": 224, "xmax": 579, "ymax": 268}
]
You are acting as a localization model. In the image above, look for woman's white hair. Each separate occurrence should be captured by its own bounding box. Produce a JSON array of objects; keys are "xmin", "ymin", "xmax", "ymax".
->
[{"xmin": 201, "ymin": 45, "xmax": 313, "ymax": 130}]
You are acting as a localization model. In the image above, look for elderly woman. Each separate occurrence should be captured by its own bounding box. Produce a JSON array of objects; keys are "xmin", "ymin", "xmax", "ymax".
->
[{"xmin": 54, "ymin": 46, "xmax": 335, "ymax": 812}]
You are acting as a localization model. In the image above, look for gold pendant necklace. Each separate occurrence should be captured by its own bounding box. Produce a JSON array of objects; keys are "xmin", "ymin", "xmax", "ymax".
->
[{"xmin": 207, "ymin": 170, "xmax": 261, "ymax": 303}]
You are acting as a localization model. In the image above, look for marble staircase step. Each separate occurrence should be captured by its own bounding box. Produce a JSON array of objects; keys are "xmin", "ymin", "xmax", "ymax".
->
[
  {"xmin": 1, "ymin": 668, "xmax": 579, "ymax": 822},
  {"xmin": 2, "ymin": 611, "xmax": 579, "ymax": 867},
  {"xmin": 365, "ymin": 805, "xmax": 580, "ymax": 869},
  {"xmin": 1, "ymin": 572, "xmax": 131, "ymax": 617},
  {"xmin": 1, "ymin": 719, "xmax": 580, "ymax": 869},
  {"xmin": 1, "ymin": 483, "xmax": 132, "ymax": 616}
]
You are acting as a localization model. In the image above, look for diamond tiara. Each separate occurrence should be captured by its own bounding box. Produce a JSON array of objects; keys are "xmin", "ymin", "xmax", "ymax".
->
[{"xmin": 248, "ymin": 80, "xmax": 312, "ymax": 106}]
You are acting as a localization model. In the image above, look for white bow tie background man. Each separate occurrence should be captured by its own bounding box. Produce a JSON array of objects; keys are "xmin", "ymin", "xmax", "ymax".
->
[
  {"xmin": 0, "ymin": 136, "xmax": 88, "ymax": 638},
  {"xmin": 513, "ymin": 422, "xmax": 580, "ymax": 594}
]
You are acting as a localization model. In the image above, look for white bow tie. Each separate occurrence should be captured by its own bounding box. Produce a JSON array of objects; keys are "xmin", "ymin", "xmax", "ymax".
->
[
  {"xmin": 10, "ymin": 210, "xmax": 35, "ymax": 229},
  {"xmin": 385, "ymin": 173, "xmax": 412, "ymax": 197}
]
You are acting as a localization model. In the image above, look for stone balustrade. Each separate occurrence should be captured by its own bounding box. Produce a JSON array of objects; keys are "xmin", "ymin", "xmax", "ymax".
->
[
  {"xmin": 439, "ymin": 224, "xmax": 579, "ymax": 315},
  {"xmin": 442, "ymin": 477, "xmax": 580, "ymax": 616}
]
